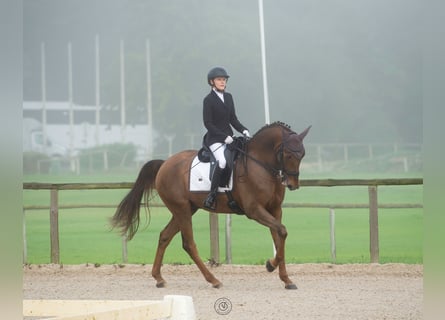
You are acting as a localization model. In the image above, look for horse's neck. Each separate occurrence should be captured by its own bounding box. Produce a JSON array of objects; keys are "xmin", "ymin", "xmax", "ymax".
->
[{"xmin": 248, "ymin": 128, "xmax": 283, "ymax": 161}]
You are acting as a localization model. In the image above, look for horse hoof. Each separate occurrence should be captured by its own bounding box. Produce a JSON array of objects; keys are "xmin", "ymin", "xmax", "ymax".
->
[
  {"xmin": 266, "ymin": 260, "xmax": 276, "ymax": 272},
  {"xmin": 212, "ymin": 282, "xmax": 223, "ymax": 289},
  {"xmin": 156, "ymin": 281, "xmax": 166, "ymax": 288},
  {"xmin": 285, "ymin": 283, "xmax": 298, "ymax": 290}
]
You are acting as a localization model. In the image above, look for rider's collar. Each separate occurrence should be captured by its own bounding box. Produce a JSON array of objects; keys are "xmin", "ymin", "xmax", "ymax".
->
[{"xmin": 213, "ymin": 88, "xmax": 225, "ymax": 102}]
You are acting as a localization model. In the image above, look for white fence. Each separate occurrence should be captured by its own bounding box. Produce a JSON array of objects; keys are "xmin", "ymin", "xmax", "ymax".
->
[{"xmin": 302, "ymin": 143, "xmax": 422, "ymax": 172}]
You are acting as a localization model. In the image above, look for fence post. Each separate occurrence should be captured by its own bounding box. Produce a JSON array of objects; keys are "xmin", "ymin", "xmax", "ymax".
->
[
  {"xmin": 316, "ymin": 145, "xmax": 323, "ymax": 172},
  {"xmin": 122, "ymin": 235, "xmax": 128, "ymax": 263},
  {"xmin": 23, "ymin": 209, "xmax": 27, "ymax": 264},
  {"xmin": 225, "ymin": 215, "xmax": 232, "ymax": 264},
  {"xmin": 329, "ymin": 208, "xmax": 336, "ymax": 263},
  {"xmin": 88, "ymin": 154, "xmax": 93, "ymax": 173},
  {"xmin": 103, "ymin": 150, "xmax": 109, "ymax": 171},
  {"xmin": 50, "ymin": 189, "xmax": 60, "ymax": 264},
  {"xmin": 368, "ymin": 185, "xmax": 379, "ymax": 263},
  {"xmin": 75, "ymin": 157, "xmax": 80, "ymax": 175},
  {"xmin": 209, "ymin": 213, "xmax": 219, "ymax": 264}
]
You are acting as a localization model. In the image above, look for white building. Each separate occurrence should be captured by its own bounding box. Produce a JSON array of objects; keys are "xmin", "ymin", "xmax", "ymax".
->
[{"xmin": 23, "ymin": 101, "xmax": 156, "ymax": 161}]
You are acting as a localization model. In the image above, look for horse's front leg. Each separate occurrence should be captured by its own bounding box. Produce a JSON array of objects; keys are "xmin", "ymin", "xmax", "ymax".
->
[
  {"xmin": 246, "ymin": 205, "xmax": 297, "ymax": 289},
  {"xmin": 268, "ymin": 228, "xmax": 297, "ymax": 289}
]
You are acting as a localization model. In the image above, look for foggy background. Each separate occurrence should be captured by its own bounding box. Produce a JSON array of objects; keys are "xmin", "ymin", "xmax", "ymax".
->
[{"xmin": 23, "ymin": 0, "xmax": 422, "ymax": 159}]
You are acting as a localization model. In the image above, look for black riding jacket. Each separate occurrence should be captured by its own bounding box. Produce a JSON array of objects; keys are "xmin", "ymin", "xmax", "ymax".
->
[{"xmin": 202, "ymin": 90, "xmax": 247, "ymax": 146}]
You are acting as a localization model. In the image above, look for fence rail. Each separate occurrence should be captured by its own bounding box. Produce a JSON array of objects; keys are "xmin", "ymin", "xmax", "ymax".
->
[
  {"xmin": 23, "ymin": 178, "xmax": 423, "ymax": 265},
  {"xmin": 23, "ymin": 178, "xmax": 422, "ymax": 190}
]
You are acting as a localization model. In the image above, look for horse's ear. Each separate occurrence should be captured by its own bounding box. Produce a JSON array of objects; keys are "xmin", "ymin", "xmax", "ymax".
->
[{"xmin": 299, "ymin": 125, "xmax": 311, "ymax": 140}]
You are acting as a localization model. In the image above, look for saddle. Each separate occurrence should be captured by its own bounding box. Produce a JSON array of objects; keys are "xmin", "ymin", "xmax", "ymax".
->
[
  {"xmin": 197, "ymin": 136, "xmax": 245, "ymax": 185},
  {"xmin": 196, "ymin": 136, "xmax": 247, "ymax": 214}
]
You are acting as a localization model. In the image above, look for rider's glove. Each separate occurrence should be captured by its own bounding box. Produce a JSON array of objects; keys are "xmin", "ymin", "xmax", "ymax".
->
[
  {"xmin": 243, "ymin": 130, "xmax": 251, "ymax": 138},
  {"xmin": 224, "ymin": 136, "xmax": 234, "ymax": 144}
]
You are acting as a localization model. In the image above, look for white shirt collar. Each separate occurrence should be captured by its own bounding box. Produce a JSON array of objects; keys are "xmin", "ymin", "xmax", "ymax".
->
[{"xmin": 213, "ymin": 88, "xmax": 224, "ymax": 102}]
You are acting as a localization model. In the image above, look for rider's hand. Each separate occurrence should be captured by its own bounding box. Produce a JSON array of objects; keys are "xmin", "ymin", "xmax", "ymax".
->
[
  {"xmin": 224, "ymin": 136, "xmax": 234, "ymax": 144},
  {"xmin": 243, "ymin": 130, "xmax": 251, "ymax": 138}
]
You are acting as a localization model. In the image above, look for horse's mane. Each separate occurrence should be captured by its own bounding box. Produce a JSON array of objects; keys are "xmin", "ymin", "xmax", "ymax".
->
[{"xmin": 253, "ymin": 121, "xmax": 292, "ymax": 137}]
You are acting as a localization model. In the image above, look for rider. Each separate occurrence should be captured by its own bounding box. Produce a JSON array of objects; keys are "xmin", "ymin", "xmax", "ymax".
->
[{"xmin": 202, "ymin": 66, "xmax": 250, "ymax": 210}]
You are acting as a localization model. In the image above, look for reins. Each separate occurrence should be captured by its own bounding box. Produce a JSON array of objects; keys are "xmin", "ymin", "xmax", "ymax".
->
[{"xmin": 235, "ymin": 142, "xmax": 282, "ymax": 178}]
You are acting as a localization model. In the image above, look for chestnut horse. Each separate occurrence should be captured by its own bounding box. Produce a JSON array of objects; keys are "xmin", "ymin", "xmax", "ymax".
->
[{"xmin": 111, "ymin": 121, "xmax": 310, "ymax": 289}]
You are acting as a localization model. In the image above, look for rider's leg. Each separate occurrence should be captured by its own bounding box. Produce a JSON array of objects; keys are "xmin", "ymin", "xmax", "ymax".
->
[
  {"xmin": 203, "ymin": 143, "xmax": 226, "ymax": 210},
  {"xmin": 210, "ymin": 142, "xmax": 226, "ymax": 169},
  {"xmin": 203, "ymin": 165, "xmax": 223, "ymax": 210}
]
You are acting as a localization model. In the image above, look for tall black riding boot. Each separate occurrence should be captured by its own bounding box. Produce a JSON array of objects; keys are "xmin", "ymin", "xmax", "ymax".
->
[{"xmin": 203, "ymin": 166, "xmax": 223, "ymax": 210}]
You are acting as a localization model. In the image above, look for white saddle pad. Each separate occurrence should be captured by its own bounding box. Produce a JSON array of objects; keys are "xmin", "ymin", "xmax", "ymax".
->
[{"xmin": 189, "ymin": 155, "xmax": 233, "ymax": 192}]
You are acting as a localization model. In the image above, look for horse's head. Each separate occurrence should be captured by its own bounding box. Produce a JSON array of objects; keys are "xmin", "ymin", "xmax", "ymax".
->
[
  {"xmin": 249, "ymin": 122, "xmax": 311, "ymax": 191},
  {"xmin": 278, "ymin": 125, "xmax": 311, "ymax": 190}
]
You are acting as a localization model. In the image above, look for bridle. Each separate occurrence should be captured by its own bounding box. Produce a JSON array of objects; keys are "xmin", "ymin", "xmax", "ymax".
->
[
  {"xmin": 275, "ymin": 132, "xmax": 302, "ymax": 182},
  {"xmin": 235, "ymin": 128, "xmax": 304, "ymax": 183}
]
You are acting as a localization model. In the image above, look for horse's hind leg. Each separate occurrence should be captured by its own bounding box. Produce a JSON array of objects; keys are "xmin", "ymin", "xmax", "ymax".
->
[
  {"xmin": 177, "ymin": 212, "xmax": 222, "ymax": 288},
  {"xmin": 152, "ymin": 218, "xmax": 180, "ymax": 288}
]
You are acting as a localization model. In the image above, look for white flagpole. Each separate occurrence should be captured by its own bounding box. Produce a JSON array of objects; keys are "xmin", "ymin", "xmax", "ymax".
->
[
  {"xmin": 40, "ymin": 42, "xmax": 47, "ymax": 154},
  {"xmin": 146, "ymin": 39, "xmax": 153, "ymax": 160},
  {"xmin": 95, "ymin": 34, "xmax": 101, "ymax": 146},
  {"xmin": 68, "ymin": 42, "xmax": 74, "ymax": 157},
  {"xmin": 120, "ymin": 39, "xmax": 126, "ymax": 143},
  {"xmin": 259, "ymin": 0, "xmax": 270, "ymax": 124}
]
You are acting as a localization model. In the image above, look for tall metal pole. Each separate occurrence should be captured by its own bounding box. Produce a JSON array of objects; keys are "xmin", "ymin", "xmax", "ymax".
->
[
  {"xmin": 95, "ymin": 34, "xmax": 101, "ymax": 146},
  {"xmin": 145, "ymin": 39, "xmax": 153, "ymax": 159},
  {"xmin": 258, "ymin": 0, "xmax": 270, "ymax": 124},
  {"xmin": 68, "ymin": 42, "xmax": 74, "ymax": 157},
  {"xmin": 40, "ymin": 42, "xmax": 47, "ymax": 153},
  {"xmin": 120, "ymin": 39, "xmax": 126, "ymax": 143}
]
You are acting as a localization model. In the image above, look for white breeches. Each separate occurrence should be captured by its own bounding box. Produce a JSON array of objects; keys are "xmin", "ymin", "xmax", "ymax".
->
[{"xmin": 209, "ymin": 142, "xmax": 227, "ymax": 169}]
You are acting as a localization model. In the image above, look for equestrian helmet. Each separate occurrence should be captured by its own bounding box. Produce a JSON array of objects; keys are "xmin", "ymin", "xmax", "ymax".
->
[{"xmin": 207, "ymin": 67, "xmax": 230, "ymax": 85}]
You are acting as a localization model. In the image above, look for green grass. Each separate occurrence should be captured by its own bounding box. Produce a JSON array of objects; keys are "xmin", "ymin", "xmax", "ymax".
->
[{"xmin": 23, "ymin": 172, "xmax": 423, "ymax": 265}]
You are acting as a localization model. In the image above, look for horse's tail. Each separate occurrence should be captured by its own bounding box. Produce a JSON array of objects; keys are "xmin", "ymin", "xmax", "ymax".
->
[{"xmin": 111, "ymin": 159, "xmax": 164, "ymax": 240}]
